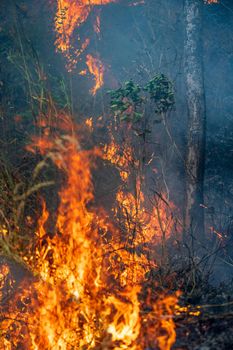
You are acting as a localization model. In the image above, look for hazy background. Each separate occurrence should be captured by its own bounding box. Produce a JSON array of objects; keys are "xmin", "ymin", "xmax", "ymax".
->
[{"xmin": 1, "ymin": 0, "xmax": 233, "ymax": 278}]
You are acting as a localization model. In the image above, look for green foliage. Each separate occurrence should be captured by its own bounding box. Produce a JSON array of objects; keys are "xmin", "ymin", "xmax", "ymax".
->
[
  {"xmin": 108, "ymin": 74, "xmax": 175, "ymax": 124},
  {"xmin": 108, "ymin": 80, "xmax": 144, "ymax": 123},
  {"xmin": 144, "ymin": 74, "xmax": 175, "ymax": 114}
]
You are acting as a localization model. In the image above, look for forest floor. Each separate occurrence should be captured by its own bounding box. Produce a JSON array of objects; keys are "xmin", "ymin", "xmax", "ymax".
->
[
  {"xmin": 174, "ymin": 264, "xmax": 233, "ymax": 350},
  {"xmin": 176, "ymin": 310, "xmax": 233, "ymax": 349}
]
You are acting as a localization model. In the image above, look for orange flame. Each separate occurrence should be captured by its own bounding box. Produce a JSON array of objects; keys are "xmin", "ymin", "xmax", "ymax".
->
[
  {"xmin": 0, "ymin": 115, "xmax": 179, "ymax": 350},
  {"xmin": 115, "ymin": 190, "xmax": 176, "ymax": 243},
  {"xmin": 104, "ymin": 140, "xmax": 133, "ymax": 181},
  {"xmin": 104, "ymin": 135, "xmax": 180, "ymax": 246},
  {"xmin": 55, "ymin": 0, "xmax": 116, "ymax": 70},
  {"xmin": 86, "ymin": 54, "xmax": 105, "ymax": 95}
]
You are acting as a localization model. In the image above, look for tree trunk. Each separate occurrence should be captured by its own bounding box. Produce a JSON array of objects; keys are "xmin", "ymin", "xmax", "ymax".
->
[{"xmin": 184, "ymin": 0, "xmax": 206, "ymax": 243}]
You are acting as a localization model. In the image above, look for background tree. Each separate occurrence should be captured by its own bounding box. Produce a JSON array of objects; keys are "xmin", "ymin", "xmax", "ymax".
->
[{"xmin": 184, "ymin": 0, "xmax": 206, "ymax": 244}]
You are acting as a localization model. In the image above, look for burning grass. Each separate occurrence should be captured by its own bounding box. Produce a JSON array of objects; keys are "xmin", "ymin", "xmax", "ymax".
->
[
  {"xmin": 54, "ymin": 0, "xmax": 115, "ymax": 88},
  {"xmin": 1, "ymin": 1, "xmax": 232, "ymax": 348},
  {"xmin": 0, "ymin": 115, "xmax": 180, "ymax": 350}
]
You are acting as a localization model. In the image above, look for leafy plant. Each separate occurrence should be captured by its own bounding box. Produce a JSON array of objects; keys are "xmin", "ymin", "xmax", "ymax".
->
[
  {"xmin": 108, "ymin": 74, "xmax": 175, "ymax": 124},
  {"xmin": 144, "ymin": 74, "xmax": 175, "ymax": 114},
  {"xmin": 108, "ymin": 80, "xmax": 144, "ymax": 123}
]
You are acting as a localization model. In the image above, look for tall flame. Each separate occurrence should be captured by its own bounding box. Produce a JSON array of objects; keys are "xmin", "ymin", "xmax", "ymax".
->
[
  {"xmin": 0, "ymin": 116, "xmax": 179, "ymax": 350},
  {"xmin": 86, "ymin": 54, "xmax": 105, "ymax": 95},
  {"xmin": 55, "ymin": 0, "xmax": 115, "ymax": 70},
  {"xmin": 55, "ymin": 0, "xmax": 116, "ymax": 50}
]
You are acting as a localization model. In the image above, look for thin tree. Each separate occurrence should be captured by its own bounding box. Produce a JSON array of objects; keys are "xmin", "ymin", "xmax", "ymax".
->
[{"xmin": 184, "ymin": 0, "xmax": 206, "ymax": 243}]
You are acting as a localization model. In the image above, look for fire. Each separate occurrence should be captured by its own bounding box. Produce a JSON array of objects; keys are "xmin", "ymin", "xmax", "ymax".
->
[
  {"xmin": 106, "ymin": 286, "xmax": 141, "ymax": 349},
  {"xmin": 0, "ymin": 264, "xmax": 11, "ymax": 301},
  {"xmin": 28, "ymin": 134, "xmax": 111, "ymax": 349},
  {"xmin": 55, "ymin": 0, "xmax": 115, "ymax": 52},
  {"xmin": 104, "ymin": 132, "xmax": 180, "ymax": 246},
  {"xmin": 153, "ymin": 295, "xmax": 179, "ymax": 350},
  {"xmin": 115, "ymin": 190, "xmax": 176, "ymax": 243},
  {"xmin": 55, "ymin": 0, "xmax": 115, "ymax": 70},
  {"xmin": 104, "ymin": 140, "xmax": 133, "ymax": 182},
  {"xmin": 209, "ymin": 226, "xmax": 226, "ymax": 241},
  {"xmin": 86, "ymin": 54, "xmax": 105, "ymax": 95},
  {"xmin": 85, "ymin": 116, "xmax": 94, "ymax": 130},
  {"xmin": 0, "ymin": 114, "xmax": 179, "ymax": 350},
  {"xmin": 54, "ymin": 0, "xmax": 145, "ymax": 90}
]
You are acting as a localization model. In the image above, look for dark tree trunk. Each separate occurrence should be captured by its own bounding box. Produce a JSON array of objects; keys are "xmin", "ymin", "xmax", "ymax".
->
[{"xmin": 184, "ymin": 0, "xmax": 206, "ymax": 243}]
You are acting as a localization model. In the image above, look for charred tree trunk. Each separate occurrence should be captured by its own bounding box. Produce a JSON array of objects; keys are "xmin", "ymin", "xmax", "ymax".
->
[{"xmin": 184, "ymin": 0, "xmax": 206, "ymax": 243}]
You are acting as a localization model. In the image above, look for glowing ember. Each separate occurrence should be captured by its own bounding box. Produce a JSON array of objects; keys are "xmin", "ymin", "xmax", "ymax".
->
[{"xmin": 85, "ymin": 116, "xmax": 94, "ymax": 130}]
